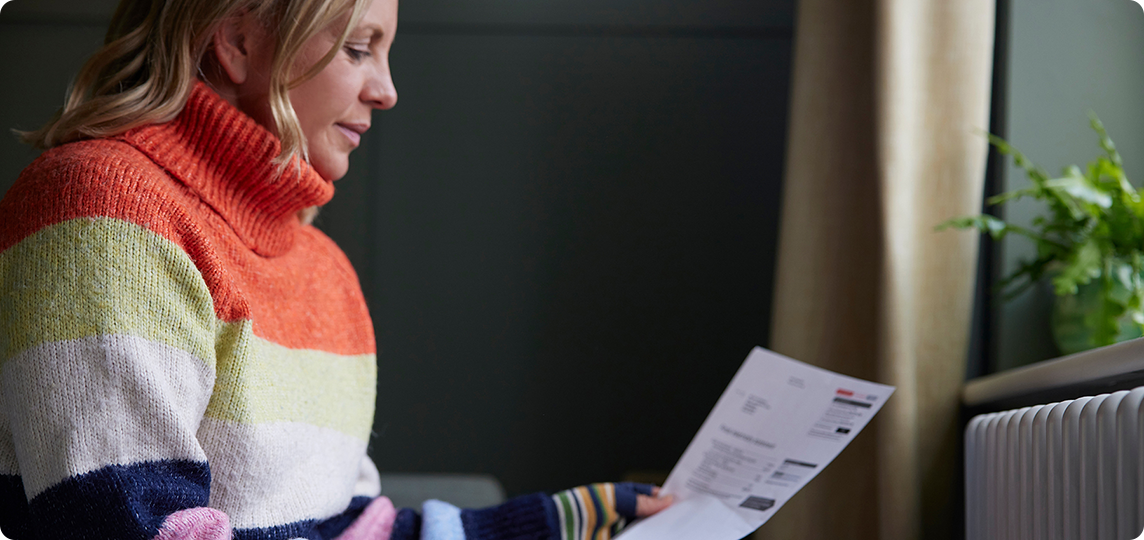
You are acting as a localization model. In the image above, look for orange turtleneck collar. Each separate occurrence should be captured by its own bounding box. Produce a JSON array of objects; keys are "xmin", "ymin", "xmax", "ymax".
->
[{"xmin": 117, "ymin": 81, "xmax": 334, "ymax": 257}]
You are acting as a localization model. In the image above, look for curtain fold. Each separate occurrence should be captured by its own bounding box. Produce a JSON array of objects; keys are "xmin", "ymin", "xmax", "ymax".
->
[{"xmin": 759, "ymin": 1, "xmax": 995, "ymax": 539}]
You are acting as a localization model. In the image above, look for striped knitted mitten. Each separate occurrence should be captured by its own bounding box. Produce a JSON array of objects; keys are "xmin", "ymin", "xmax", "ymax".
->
[{"xmin": 550, "ymin": 482, "xmax": 654, "ymax": 540}]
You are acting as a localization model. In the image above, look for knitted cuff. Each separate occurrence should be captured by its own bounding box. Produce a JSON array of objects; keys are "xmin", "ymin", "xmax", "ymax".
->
[
  {"xmin": 153, "ymin": 508, "xmax": 231, "ymax": 540},
  {"xmin": 550, "ymin": 482, "xmax": 654, "ymax": 540},
  {"xmin": 416, "ymin": 500, "xmax": 463, "ymax": 540},
  {"xmin": 331, "ymin": 497, "xmax": 397, "ymax": 540}
]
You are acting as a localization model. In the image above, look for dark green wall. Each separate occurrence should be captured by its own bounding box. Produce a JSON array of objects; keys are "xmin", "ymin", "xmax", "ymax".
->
[{"xmin": 0, "ymin": 0, "xmax": 794, "ymax": 496}]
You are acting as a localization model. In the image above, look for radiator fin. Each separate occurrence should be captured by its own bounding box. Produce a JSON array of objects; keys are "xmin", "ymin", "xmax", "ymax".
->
[{"xmin": 966, "ymin": 389, "xmax": 1144, "ymax": 540}]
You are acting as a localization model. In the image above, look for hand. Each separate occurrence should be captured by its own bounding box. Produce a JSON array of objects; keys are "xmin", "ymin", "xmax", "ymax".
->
[
  {"xmin": 551, "ymin": 482, "xmax": 674, "ymax": 540},
  {"xmin": 635, "ymin": 486, "xmax": 674, "ymax": 518}
]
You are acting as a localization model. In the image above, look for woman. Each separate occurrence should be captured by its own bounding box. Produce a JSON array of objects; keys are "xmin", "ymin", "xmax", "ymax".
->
[{"xmin": 0, "ymin": 0, "xmax": 671, "ymax": 538}]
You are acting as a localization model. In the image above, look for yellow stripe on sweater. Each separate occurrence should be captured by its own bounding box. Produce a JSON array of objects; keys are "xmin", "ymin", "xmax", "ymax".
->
[
  {"xmin": 0, "ymin": 218, "xmax": 217, "ymax": 368},
  {"xmin": 208, "ymin": 321, "xmax": 376, "ymax": 441},
  {"xmin": 0, "ymin": 218, "xmax": 377, "ymax": 440}
]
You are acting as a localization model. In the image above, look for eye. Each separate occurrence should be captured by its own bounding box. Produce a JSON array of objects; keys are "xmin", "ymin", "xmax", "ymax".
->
[{"xmin": 344, "ymin": 45, "xmax": 371, "ymax": 62}]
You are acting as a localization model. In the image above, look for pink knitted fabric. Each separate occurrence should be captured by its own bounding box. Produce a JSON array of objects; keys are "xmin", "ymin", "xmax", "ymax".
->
[
  {"xmin": 335, "ymin": 497, "xmax": 397, "ymax": 540},
  {"xmin": 153, "ymin": 508, "xmax": 232, "ymax": 540}
]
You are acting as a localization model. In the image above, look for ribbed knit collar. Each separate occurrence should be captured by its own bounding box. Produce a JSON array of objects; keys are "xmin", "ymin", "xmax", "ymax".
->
[{"xmin": 119, "ymin": 81, "xmax": 334, "ymax": 257}]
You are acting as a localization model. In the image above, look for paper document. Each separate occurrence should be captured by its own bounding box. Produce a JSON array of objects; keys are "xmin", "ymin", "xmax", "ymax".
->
[{"xmin": 618, "ymin": 347, "xmax": 894, "ymax": 540}]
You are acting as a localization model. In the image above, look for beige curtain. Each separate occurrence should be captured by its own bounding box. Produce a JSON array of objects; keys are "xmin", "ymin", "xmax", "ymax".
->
[{"xmin": 757, "ymin": 0, "xmax": 996, "ymax": 539}]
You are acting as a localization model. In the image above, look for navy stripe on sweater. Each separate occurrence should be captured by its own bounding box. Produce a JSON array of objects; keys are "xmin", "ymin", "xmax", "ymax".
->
[
  {"xmin": 233, "ymin": 495, "xmax": 376, "ymax": 540},
  {"xmin": 314, "ymin": 495, "xmax": 375, "ymax": 539},
  {"xmin": 6, "ymin": 464, "xmax": 377, "ymax": 540},
  {"xmin": 0, "ymin": 474, "xmax": 32, "ymax": 539},
  {"xmin": 13, "ymin": 460, "xmax": 211, "ymax": 540}
]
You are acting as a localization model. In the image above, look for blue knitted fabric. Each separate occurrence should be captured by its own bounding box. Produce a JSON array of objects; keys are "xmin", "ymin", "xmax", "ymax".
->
[
  {"xmin": 391, "ymin": 508, "xmax": 423, "ymax": 539},
  {"xmin": 384, "ymin": 483, "xmax": 654, "ymax": 540},
  {"xmin": 422, "ymin": 500, "xmax": 465, "ymax": 540},
  {"xmin": 613, "ymin": 482, "xmax": 653, "ymax": 517},
  {"xmin": 461, "ymin": 493, "xmax": 559, "ymax": 540},
  {"xmin": 385, "ymin": 493, "xmax": 556, "ymax": 540}
]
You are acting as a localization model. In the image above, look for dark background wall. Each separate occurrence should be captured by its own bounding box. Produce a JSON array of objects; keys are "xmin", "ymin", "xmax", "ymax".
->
[{"xmin": 0, "ymin": 0, "xmax": 795, "ymax": 496}]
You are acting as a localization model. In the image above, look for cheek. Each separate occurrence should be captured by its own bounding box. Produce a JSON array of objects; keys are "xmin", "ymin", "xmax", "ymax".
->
[
  {"xmin": 291, "ymin": 66, "xmax": 360, "ymax": 131},
  {"xmin": 290, "ymin": 87, "xmax": 332, "ymax": 139}
]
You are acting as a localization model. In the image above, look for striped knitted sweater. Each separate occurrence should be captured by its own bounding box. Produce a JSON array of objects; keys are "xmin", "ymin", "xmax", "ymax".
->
[{"xmin": 0, "ymin": 82, "xmax": 642, "ymax": 540}]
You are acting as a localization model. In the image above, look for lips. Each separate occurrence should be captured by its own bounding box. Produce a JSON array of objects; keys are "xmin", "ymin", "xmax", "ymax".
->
[{"xmin": 336, "ymin": 123, "xmax": 368, "ymax": 146}]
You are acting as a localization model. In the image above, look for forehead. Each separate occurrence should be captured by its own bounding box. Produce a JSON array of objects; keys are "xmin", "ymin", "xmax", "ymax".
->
[{"xmin": 348, "ymin": 0, "xmax": 397, "ymax": 37}]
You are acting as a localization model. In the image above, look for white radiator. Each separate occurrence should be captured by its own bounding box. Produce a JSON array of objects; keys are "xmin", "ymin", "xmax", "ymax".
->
[{"xmin": 965, "ymin": 388, "xmax": 1144, "ymax": 540}]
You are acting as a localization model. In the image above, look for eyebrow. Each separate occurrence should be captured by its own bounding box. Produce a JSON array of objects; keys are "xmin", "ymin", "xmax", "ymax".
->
[{"xmin": 348, "ymin": 25, "xmax": 384, "ymax": 41}]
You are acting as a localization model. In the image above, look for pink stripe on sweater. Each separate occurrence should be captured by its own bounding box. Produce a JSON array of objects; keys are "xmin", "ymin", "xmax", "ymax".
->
[
  {"xmin": 153, "ymin": 508, "xmax": 232, "ymax": 540},
  {"xmin": 336, "ymin": 496, "xmax": 397, "ymax": 540}
]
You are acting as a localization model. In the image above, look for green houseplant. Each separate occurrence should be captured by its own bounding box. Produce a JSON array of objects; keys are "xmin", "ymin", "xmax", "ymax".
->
[{"xmin": 939, "ymin": 116, "xmax": 1144, "ymax": 354}]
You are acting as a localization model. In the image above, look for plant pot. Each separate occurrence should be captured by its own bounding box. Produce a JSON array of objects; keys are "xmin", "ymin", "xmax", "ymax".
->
[{"xmin": 1051, "ymin": 279, "xmax": 1143, "ymax": 356}]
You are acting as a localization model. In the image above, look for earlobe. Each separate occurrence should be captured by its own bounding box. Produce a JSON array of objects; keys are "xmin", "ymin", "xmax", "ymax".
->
[{"xmin": 212, "ymin": 16, "xmax": 250, "ymax": 85}]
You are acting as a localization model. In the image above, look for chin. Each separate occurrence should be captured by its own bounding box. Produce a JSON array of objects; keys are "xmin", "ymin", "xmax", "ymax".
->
[{"xmin": 311, "ymin": 157, "xmax": 349, "ymax": 182}]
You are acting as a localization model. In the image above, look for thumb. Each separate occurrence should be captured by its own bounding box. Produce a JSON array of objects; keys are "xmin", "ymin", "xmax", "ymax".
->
[{"xmin": 635, "ymin": 493, "xmax": 674, "ymax": 517}]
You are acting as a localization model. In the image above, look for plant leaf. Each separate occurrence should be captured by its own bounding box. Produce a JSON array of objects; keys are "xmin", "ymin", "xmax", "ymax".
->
[
  {"xmin": 1087, "ymin": 289, "xmax": 1125, "ymax": 347},
  {"xmin": 934, "ymin": 215, "xmax": 1007, "ymax": 239},
  {"xmin": 1109, "ymin": 260, "xmax": 1135, "ymax": 306},
  {"xmin": 1052, "ymin": 239, "xmax": 1102, "ymax": 295},
  {"xmin": 1045, "ymin": 174, "xmax": 1113, "ymax": 209},
  {"xmin": 988, "ymin": 134, "xmax": 1052, "ymax": 186},
  {"xmin": 985, "ymin": 188, "xmax": 1039, "ymax": 206},
  {"xmin": 941, "ymin": 119, "xmax": 1144, "ymax": 348},
  {"xmin": 998, "ymin": 255, "xmax": 1055, "ymax": 301},
  {"xmin": 1090, "ymin": 112, "xmax": 1124, "ymax": 167}
]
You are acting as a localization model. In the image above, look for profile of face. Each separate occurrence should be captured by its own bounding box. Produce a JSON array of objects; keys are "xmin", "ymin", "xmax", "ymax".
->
[{"xmin": 212, "ymin": 0, "xmax": 399, "ymax": 181}]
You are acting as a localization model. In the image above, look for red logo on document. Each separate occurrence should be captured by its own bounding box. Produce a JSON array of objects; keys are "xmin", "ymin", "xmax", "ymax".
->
[{"xmin": 836, "ymin": 389, "xmax": 854, "ymax": 397}]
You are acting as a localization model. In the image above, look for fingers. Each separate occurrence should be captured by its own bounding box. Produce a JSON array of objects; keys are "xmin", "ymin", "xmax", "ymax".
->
[{"xmin": 635, "ymin": 493, "xmax": 674, "ymax": 518}]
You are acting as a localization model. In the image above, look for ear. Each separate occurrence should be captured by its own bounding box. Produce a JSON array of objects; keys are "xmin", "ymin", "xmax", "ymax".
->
[{"xmin": 212, "ymin": 13, "xmax": 252, "ymax": 85}]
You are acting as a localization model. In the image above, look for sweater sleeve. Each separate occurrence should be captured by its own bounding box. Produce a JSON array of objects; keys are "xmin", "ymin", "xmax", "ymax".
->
[
  {"xmin": 373, "ymin": 494, "xmax": 558, "ymax": 540},
  {"xmin": 0, "ymin": 216, "xmax": 223, "ymax": 540},
  {"xmin": 337, "ymin": 482, "xmax": 650, "ymax": 540}
]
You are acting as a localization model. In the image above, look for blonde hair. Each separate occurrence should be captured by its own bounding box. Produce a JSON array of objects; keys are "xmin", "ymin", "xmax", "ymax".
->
[{"xmin": 22, "ymin": 0, "xmax": 371, "ymax": 166}]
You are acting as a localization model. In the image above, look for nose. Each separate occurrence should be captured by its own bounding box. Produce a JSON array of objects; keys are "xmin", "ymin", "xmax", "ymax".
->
[{"xmin": 363, "ymin": 59, "xmax": 398, "ymax": 110}]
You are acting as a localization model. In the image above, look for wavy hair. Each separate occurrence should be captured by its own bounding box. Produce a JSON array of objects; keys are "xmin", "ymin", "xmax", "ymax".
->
[{"xmin": 22, "ymin": 0, "xmax": 371, "ymax": 166}]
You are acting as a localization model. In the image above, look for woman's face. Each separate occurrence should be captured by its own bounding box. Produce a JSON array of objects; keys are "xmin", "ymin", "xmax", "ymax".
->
[
  {"xmin": 289, "ymin": 0, "xmax": 398, "ymax": 181},
  {"xmin": 229, "ymin": 0, "xmax": 399, "ymax": 181},
  {"xmin": 289, "ymin": 0, "xmax": 399, "ymax": 181}
]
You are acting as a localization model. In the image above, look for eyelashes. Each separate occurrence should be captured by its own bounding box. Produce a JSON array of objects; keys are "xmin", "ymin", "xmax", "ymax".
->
[{"xmin": 344, "ymin": 45, "xmax": 371, "ymax": 61}]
